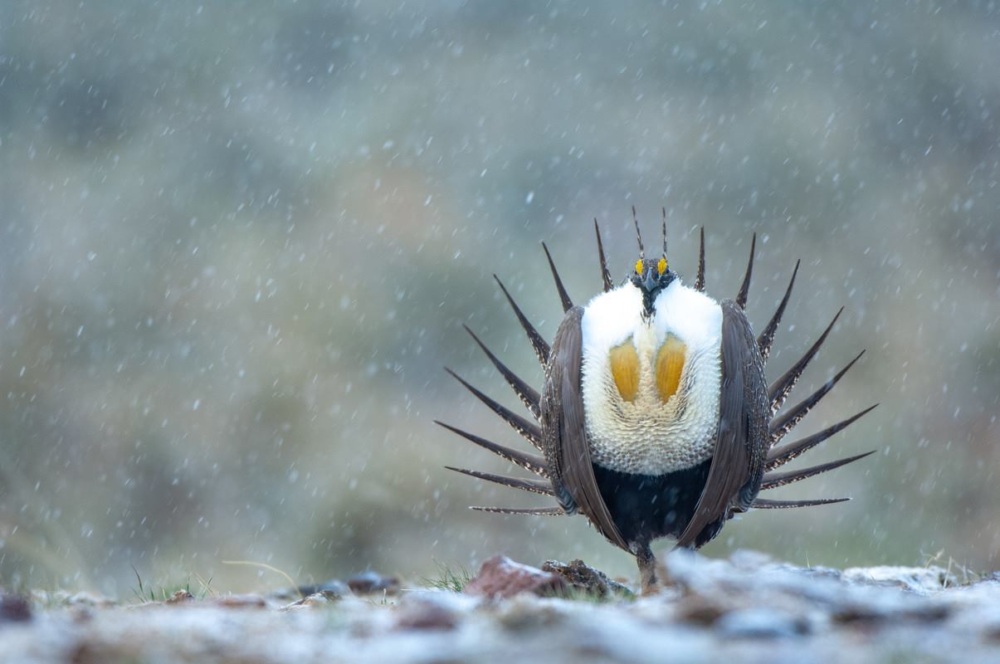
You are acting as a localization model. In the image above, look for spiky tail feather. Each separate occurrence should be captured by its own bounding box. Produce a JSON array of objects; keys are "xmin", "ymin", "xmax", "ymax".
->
[{"xmin": 441, "ymin": 226, "xmax": 873, "ymax": 525}]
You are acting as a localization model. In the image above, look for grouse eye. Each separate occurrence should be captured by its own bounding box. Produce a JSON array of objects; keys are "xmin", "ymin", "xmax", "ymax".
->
[
  {"xmin": 657, "ymin": 257, "xmax": 668, "ymax": 276},
  {"xmin": 634, "ymin": 259, "xmax": 644, "ymax": 275}
]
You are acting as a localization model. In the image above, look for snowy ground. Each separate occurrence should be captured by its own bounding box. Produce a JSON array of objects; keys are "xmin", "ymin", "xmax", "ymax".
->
[{"xmin": 2, "ymin": 550, "xmax": 998, "ymax": 664}]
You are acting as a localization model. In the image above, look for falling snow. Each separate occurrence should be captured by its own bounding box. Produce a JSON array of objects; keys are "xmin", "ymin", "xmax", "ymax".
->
[{"xmin": 0, "ymin": 2, "xmax": 997, "ymax": 605}]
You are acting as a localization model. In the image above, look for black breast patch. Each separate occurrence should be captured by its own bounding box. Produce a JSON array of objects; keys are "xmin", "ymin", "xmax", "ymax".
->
[{"xmin": 592, "ymin": 459, "xmax": 715, "ymax": 546}]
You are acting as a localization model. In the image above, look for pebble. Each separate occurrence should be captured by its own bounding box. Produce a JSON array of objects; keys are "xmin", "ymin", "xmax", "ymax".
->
[
  {"xmin": 0, "ymin": 594, "xmax": 32, "ymax": 623},
  {"xmin": 348, "ymin": 571, "xmax": 401, "ymax": 596},
  {"xmin": 464, "ymin": 555, "xmax": 568, "ymax": 599},
  {"xmin": 2, "ymin": 552, "xmax": 999, "ymax": 663}
]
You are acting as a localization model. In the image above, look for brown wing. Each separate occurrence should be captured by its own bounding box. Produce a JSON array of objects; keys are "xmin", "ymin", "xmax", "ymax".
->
[
  {"xmin": 542, "ymin": 306, "xmax": 629, "ymax": 551},
  {"xmin": 676, "ymin": 299, "xmax": 768, "ymax": 548}
]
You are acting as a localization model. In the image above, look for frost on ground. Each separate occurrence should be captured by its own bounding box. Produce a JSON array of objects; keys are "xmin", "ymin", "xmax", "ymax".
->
[{"xmin": 2, "ymin": 550, "xmax": 999, "ymax": 664}]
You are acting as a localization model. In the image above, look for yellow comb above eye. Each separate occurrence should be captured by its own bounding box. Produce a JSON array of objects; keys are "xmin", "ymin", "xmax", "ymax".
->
[
  {"xmin": 634, "ymin": 259, "xmax": 643, "ymax": 275},
  {"xmin": 657, "ymin": 257, "xmax": 668, "ymax": 275}
]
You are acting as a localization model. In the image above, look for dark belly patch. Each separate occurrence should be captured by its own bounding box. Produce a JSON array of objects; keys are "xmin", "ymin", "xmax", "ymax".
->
[{"xmin": 592, "ymin": 458, "xmax": 713, "ymax": 546}]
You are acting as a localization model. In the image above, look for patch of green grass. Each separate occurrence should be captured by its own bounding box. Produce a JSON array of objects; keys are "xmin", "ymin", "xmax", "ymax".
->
[
  {"xmin": 130, "ymin": 565, "xmax": 214, "ymax": 603},
  {"xmin": 547, "ymin": 585, "xmax": 635, "ymax": 604},
  {"xmin": 920, "ymin": 549, "xmax": 983, "ymax": 587},
  {"xmin": 423, "ymin": 562, "xmax": 474, "ymax": 593}
]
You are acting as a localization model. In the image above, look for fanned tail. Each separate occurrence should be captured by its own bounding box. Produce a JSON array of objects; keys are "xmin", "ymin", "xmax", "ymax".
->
[
  {"xmin": 595, "ymin": 219, "xmax": 613, "ymax": 293},
  {"xmin": 694, "ymin": 227, "xmax": 706, "ymax": 292},
  {"xmin": 751, "ymin": 497, "xmax": 850, "ymax": 509},
  {"xmin": 768, "ymin": 307, "xmax": 843, "ymax": 415},
  {"xmin": 767, "ymin": 405, "xmax": 878, "ymax": 471},
  {"xmin": 755, "ymin": 347, "xmax": 873, "ymax": 511},
  {"xmin": 543, "ymin": 242, "xmax": 574, "ymax": 312},
  {"xmin": 759, "ymin": 452, "xmax": 875, "ymax": 491},
  {"xmin": 462, "ymin": 325, "xmax": 541, "ymax": 419},
  {"xmin": 444, "ymin": 368, "xmax": 542, "ymax": 449},
  {"xmin": 770, "ymin": 351, "xmax": 867, "ymax": 445},
  {"xmin": 445, "ymin": 466, "xmax": 554, "ymax": 496},
  {"xmin": 471, "ymin": 506, "xmax": 566, "ymax": 516},
  {"xmin": 752, "ymin": 247, "xmax": 873, "ymax": 513},
  {"xmin": 757, "ymin": 260, "xmax": 799, "ymax": 362},
  {"xmin": 445, "ymin": 224, "xmax": 874, "ymax": 526},
  {"xmin": 736, "ymin": 233, "xmax": 756, "ymax": 309},
  {"xmin": 440, "ymin": 264, "xmax": 558, "ymax": 511},
  {"xmin": 493, "ymin": 275, "xmax": 550, "ymax": 366},
  {"xmin": 435, "ymin": 421, "xmax": 549, "ymax": 477}
]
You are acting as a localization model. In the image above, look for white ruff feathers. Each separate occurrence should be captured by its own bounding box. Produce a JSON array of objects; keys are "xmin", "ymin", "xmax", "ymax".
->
[{"xmin": 580, "ymin": 279, "xmax": 723, "ymax": 475}]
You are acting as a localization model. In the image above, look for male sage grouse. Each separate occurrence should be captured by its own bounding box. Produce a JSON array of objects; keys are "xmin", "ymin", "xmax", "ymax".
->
[{"xmin": 438, "ymin": 214, "xmax": 875, "ymax": 593}]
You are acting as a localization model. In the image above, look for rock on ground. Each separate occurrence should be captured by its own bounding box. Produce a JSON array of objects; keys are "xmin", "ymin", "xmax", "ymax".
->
[{"xmin": 1, "ymin": 550, "xmax": 999, "ymax": 663}]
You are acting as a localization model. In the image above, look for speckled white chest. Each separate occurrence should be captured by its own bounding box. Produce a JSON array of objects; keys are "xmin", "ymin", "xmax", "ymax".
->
[{"xmin": 580, "ymin": 280, "xmax": 723, "ymax": 475}]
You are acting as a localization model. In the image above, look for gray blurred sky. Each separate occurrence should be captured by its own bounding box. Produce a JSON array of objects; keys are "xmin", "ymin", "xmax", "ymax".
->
[{"xmin": 0, "ymin": 2, "xmax": 998, "ymax": 594}]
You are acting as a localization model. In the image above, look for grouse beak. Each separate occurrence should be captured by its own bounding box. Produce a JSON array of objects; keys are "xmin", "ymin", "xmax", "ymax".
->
[{"xmin": 641, "ymin": 267, "xmax": 659, "ymax": 294}]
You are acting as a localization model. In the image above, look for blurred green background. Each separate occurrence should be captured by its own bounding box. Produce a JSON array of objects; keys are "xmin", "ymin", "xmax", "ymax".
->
[{"xmin": 1, "ymin": 2, "xmax": 998, "ymax": 595}]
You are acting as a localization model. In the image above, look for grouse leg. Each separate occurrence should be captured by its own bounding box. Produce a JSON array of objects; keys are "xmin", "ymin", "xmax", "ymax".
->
[{"xmin": 636, "ymin": 542, "xmax": 660, "ymax": 595}]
